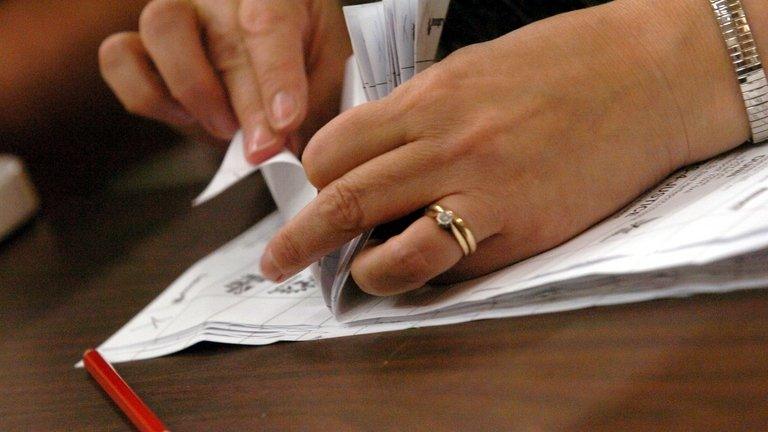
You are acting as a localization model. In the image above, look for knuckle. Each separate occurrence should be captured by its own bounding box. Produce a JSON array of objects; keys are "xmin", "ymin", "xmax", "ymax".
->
[
  {"xmin": 270, "ymin": 230, "xmax": 307, "ymax": 272},
  {"xmin": 239, "ymin": 1, "xmax": 292, "ymax": 38},
  {"xmin": 388, "ymin": 237, "xmax": 434, "ymax": 286},
  {"xmin": 255, "ymin": 60, "xmax": 300, "ymax": 92},
  {"xmin": 353, "ymin": 240, "xmax": 431, "ymax": 296},
  {"xmin": 407, "ymin": 67, "xmax": 449, "ymax": 103},
  {"xmin": 98, "ymin": 33, "xmax": 136, "ymax": 73},
  {"xmin": 442, "ymin": 112, "xmax": 503, "ymax": 162},
  {"xmin": 139, "ymin": 0, "xmax": 191, "ymax": 39},
  {"xmin": 232, "ymin": 98, "xmax": 262, "ymax": 123},
  {"xmin": 319, "ymin": 179, "xmax": 367, "ymax": 234},
  {"xmin": 394, "ymin": 71, "xmax": 450, "ymax": 137},
  {"xmin": 354, "ymin": 271, "xmax": 397, "ymax": 297},
  {"xmin": 301, "ymin": 125, "xmax": 339, "ymax": 187},
  {"xmin": 206, "ymin": 32, "xmax": 249, "ymax": 72},
  {"xmin": 301, "ymin": 144, "xmax": 324, "ymax": 187},
  {"xmin": 396, "ymin": 83, "xmax": 429, "ymax": 116},
  {"xmin": 413, "ymin": 137, "xmax": 455, "ymax": 168},
  {"xmin": 446, "ymin": 131, "xmax": 482, "ymax": 161},
  {"xmin": 168, "ymin": 79, "xmax": 210, "ymax": 105}
]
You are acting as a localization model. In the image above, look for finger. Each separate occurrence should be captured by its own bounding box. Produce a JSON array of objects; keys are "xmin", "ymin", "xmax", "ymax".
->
[
  {"xmin": 292, "ymin": 1, "xmax": 351, "ymax": 152},
  {"xmin": 220, "ymin": 61, "xmax": 286, "ymax": 164},
  {"xmin": 350, "ymin": 195, "xmax": 500, "ymax": 296},
  {"xmin": 99, "ymin": 32, "xmax": 196, "ymax": 127},
  {"xmin": 260, "ymin": 142, "xmax": 453, "ymax": 281},
  {"xmin": 239, "ymin": 0, "xmax": 309, "ymax": 133},
  {"xmin": 301, "ymin": 99, "xmax": 408, "ymax": 188},
  {"xmin": 195, "ymin": 0, "xmax": 285, "ymax": 163},
  {"xmin": 304, "ymin": 59, "xmax": 449, "ymax": 186},
  {"xmin": 139, "ymin": 0, "xmax": 238, "ymax": 140},
  {"xmin": 432, "ymin": 234, "xmax": 520, "ymax": 284}
]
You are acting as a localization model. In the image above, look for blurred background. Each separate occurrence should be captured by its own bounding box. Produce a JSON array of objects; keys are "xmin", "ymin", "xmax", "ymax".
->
[{"xmin": 0, "ymin": 0, "xmax": 192, "ymax": 200}]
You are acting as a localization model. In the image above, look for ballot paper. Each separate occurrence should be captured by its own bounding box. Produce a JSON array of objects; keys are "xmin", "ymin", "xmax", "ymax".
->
[
  {"xmin": 344, "ymin": 0, "xmax": 448, "ymax": 95},
  {"xmin": 90, "ymin": 2, "xmax": 768, "ymax": 364}
]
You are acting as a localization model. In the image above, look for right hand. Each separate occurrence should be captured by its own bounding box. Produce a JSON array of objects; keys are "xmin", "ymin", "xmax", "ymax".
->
[{"xmin": 99, "ymin": 0, "xmax": 351, "ymax": 163}]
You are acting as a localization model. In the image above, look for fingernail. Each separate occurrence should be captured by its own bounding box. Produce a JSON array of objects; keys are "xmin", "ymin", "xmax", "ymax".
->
[
  {"xmin": 271, "ymin": 91, "xmax": 296, "ymax": 129},
  {"xmin": 246, "ymin": 124, "xmax": 277, "ymax": 156},
  {"xmin": 260, "ymin": 249, "xmax": 283, "ymax": 282}
]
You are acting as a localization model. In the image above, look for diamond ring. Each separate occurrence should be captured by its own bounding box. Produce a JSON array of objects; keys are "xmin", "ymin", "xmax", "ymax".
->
[{"xmin": 425, "ymin": 204, "xmax": 477, "ymax": 256}]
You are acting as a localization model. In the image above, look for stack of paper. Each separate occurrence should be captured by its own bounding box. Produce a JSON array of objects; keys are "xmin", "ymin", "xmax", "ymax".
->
[
  {"xmin": 318, "ymin": 0, "xmax": 451, "ymax": 316},
  {"xmin": 88, "ymin": 1, "xmax": 768, "ymax": 364},
  {"xmin": 344, "ymin": 0, "xmax": 449, "ymax": 99}
]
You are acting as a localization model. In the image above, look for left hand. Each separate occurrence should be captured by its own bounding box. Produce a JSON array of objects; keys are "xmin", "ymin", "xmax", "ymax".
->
[
  {"xmin": 99, "ymin": 0, "xmax": 349, "ymax": 163},
  {"xmin": 260, "ymin": 0, "xmax": 752, "ymax": 295}
]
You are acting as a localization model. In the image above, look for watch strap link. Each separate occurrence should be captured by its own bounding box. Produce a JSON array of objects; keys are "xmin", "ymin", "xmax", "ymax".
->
[{"xmin": 710, "ymin": 0, "xmax": 768, "ymax": 143}]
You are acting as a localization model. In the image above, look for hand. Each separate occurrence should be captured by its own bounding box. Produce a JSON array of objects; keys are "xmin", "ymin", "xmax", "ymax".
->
[
  {"xmin": 99, "ymin": 0, "xmax": 350, "ymax": 162},
  {"xmin": 259, "ymin": 0, "xmax": 753, "ymax": 294}
]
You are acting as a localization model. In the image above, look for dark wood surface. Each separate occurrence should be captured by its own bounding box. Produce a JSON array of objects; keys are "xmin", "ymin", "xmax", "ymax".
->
[{"xmin": 2, "ymin": 139, "xmax": 768, "ymax": 432}]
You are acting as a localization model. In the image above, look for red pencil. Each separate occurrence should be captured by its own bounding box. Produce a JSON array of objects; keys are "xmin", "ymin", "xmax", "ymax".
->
[{"xmin": 83, "ymin": 349, "xmax": 170, "ymax": 432}]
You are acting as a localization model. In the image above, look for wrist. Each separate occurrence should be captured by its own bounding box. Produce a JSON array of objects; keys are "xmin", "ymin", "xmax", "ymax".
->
[
  {"xmin": 605, "ymin": 0, "xmax": 765, "ymax": 168},
  {"xmin": 744, "ymin": 0, "xmax": 768, "ymax": 66}
]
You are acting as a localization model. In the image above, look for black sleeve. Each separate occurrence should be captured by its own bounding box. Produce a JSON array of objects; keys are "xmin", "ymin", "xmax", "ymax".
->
[{"xmin": 439, "ymin": 0, "xmax": 612, "ymax": 56}]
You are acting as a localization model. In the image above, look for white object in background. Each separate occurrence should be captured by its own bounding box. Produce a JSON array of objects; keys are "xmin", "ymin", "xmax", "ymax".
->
[
  {"xmin": 0, "ymin": 155, "xmax": 39, "ymax": 241},
  {"xmin": 414, "ymin": 0, "xmax": 450, "ymax": 73}
]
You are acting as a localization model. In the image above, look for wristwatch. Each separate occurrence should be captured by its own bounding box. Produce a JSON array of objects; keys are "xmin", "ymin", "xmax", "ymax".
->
[{"xmin": 710, "ymin": 0, "xmax": 768, "ymax": 143}]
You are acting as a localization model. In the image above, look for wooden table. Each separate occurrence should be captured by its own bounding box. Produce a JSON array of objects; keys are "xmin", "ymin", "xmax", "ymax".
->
[{"xmin": 2, "ymin": 138, "xmax": 767, "ymax": 431}]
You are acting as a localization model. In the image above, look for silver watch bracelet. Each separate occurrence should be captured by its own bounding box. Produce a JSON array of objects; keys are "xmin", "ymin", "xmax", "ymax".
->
[{"xmin": 710, "ymin": 0, "xmax": 768, "ymax": 143}]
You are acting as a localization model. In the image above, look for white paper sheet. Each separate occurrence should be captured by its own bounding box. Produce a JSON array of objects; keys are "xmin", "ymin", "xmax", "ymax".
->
[
  {"xmin": 414, "ymin": 0, "xmax": 450, "ymax": 73},
  {"xmin": 344, "ymin": 4, "xmax": 383, "ymax": 100},
  {"xmin": 93, "ymin": 178, "xmax": 768, "ymax": 364},
  {"xmin": 88, "ymin": 2, "xmax": 768, "ymax": 364},
  {"xmin": 91, "ymin": 56, "xmax": 768, "ymax": 364},
  {"xmin": 392, "ymin": 0, "xmax": 417, "ymax": 83}
]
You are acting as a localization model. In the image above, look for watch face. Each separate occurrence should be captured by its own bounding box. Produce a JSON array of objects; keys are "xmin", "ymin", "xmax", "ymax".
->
[{"xmin": 438, "ymin": 0, "xmax": 611, "ymax": 58}]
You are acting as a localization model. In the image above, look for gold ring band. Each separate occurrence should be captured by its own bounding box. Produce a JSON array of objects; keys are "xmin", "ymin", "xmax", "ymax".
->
[
  {"xmin": 453, "ymin": 216, "xmax": 477, "ymax": 254},
  {"xmin": 425, "ymin": 204, "xmax": 477, "ymax": 256},
  {"xmin": 449, "ymin": 223, "xmax": 471, "ymax": 256}
]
